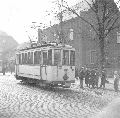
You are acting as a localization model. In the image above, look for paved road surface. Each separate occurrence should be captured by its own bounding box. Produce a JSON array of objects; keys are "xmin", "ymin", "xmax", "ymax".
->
[{"xmin": 0, "ymin": 73, "xmax": 119, "ymax": 118}]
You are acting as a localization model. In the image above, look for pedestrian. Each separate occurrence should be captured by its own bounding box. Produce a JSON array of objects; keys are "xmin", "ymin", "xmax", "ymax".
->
[
  {"xmin": 84, "ymin": 68, "xmax": 90, "ymax": 87},
  {"xmin": 114, "ymin": 71, "xmax": 119, "ymax": 92},
  {"xmin": 79, "ymin": 67, "xmax": 85, "ymax": 89},
  {"xmin": 100, "ymin": 69, "xmax": 106, "ymax": 89},
  {"xmin": 75, "ymin": 67, "xmax": 78, "ymax": 79},
  {"xmin": 2, "ymin": 65, "xmax": 6, "ymax": 75},
  {"xmin": 95, "ymin": 69, "xmax": 99, "ymax": 88},
  {"xmin": 90, "ymin": 68, "xmax": 96, "ymax": 89},
  {"xmin": 10, "ymin": 63, "xmax": 13, "ymax": 74}
]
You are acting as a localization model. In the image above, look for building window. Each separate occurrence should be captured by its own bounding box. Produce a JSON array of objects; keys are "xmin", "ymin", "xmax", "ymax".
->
[
  {"xmin": 43, "ymin": 35, "xmax": 47, "ymax": 42},
  {"xmin": 90, "ymin": 29, "xmax": 96, "ymax": 39},
  {"xmin": 90, "ymin": 50, "xmax": 96, "ymax": 64},
  {"xmin": 53, "ymin": 33, "xmax": 59, "ymax": 41},
  {"xmin": 105, "ymin": 57, "xmax": 109, "ymax": 64},
  {"xmin": 54, "ymin": 33, "xmax": 56, "ymax": 37},
  {"xmin": 69, "ymin": 28, "xmax": 73, "ymax": 41},
  {"xmin": 117, "ymin": 32, "xmax": 120, "ymax": 43}
]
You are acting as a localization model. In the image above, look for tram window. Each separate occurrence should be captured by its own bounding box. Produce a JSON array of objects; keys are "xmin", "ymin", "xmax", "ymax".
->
[
  {"xmin": 25, "ymin": 53, "xmax": 27, "ymax": 64},
  {"xmin": 30, "ymin": 52, "xmax": 33, "ymax": 64},
  {"xmin": 22, "ymin": 53, "xmax": 25, "ymax": 64},
  {"xmin": 39, "ymin": 51, "xmax": 42, "ymax": 64},
  {"xmin": 28, "ymin": 52, "xmax": 31, "ymax": 64},
  {"xmin": 34, "ymin": 51, "xmax": 38, "ymax": 64},
  {"xmin": 43, "ymin": 51, "xmax": 47, "ymax": 65},
  {"xmin": 70, "ymin": 50, "xmax": 75, "ymax": 66},
  {"xmin": 34, "ymin": 51, "xmax": 41, "ymax": 64},
  {"xmin": 62, "ymin": 50, "xmax": 69, "ymax": 65},
  {"xmin": 54, "ymin": 49, "xmax": 61, "ymax": 65},
  {"xmin": 48, "ymin": 49, "xmax": 52, "ymax": 65},
  {"xmin": 19, "ymin": 54, "xmax": 21, "ymax": 64}
]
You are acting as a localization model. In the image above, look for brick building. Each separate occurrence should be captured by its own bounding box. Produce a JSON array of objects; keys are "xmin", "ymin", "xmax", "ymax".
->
[{"xmin": 38, "ymin": 0, "xmax": 120, "ymax": 77}]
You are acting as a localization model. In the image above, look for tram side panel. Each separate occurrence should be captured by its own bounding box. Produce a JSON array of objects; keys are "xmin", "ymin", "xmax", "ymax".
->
[
  {"xmin": 16, "ymin": 64, "xmax": 53, "ymax": 81},
  {"xmin": 18, "ymin": 65, "xmax": 41, "ymax": 80}
]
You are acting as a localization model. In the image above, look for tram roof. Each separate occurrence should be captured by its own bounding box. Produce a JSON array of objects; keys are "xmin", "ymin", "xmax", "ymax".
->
[{"xmin": 19, "ymin": 42, "xmax": 75, "ymax": 51}]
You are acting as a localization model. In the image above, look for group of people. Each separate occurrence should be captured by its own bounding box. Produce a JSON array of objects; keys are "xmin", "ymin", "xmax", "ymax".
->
[
  {"xmin": 75, "ymin": 67, "xmax": 104, "ymax": 89},
  {"xmin": 75, "ymin": 67, "xmax": 120, "ymax": 92}
]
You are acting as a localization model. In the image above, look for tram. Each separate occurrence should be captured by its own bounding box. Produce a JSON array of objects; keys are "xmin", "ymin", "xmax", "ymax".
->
[{"xmin": 15, "ymin": 42, "xmax": 75, "ymax": 88}]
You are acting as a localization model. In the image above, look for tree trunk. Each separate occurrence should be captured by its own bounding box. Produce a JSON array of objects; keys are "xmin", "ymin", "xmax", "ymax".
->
[{"xmin": 99, "ymin": 36, "xmax": 105, "ymax": 72}]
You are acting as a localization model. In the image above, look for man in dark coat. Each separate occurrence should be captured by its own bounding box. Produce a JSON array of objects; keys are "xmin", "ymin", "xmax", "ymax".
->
[
  {"xmin": 95, "ymin": 69, "xmax": 99, "ymax": 88},
  {"xmin": 79, "ymin": 67, "xmax": 85, "ymax": 89},
  {"xmin": 100, "ymin": 70, "xmax": 106, "ymax": 89},
  {"xmin": 84, "ymin": 68, "xmax": 90, "ymax": 87},
  {"xmin": 90, "ymin": 68, "xmax": 96, "ymax": 88},
  {"xmin": 75, "ymin": 67, "xmax": 78, "ymax": 79}
]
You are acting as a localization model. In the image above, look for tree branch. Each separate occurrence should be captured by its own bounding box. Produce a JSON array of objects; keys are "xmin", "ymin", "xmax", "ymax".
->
[
  {"xmin": 84, "ymin": 0, "xmax": 96, "ymax": 13},
  {"xmin": 105, "ymin": 16, "xmax": 120, "ymax": 37},
  {"xmin": 62, "ymin": 5, "xmax": 99, "ymax": 36}
]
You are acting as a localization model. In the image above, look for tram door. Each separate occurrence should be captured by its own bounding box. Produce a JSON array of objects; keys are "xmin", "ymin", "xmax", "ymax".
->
[
  {"xmin": 41, "ymin": 50, "xmax": 48, "ymax": 80},
  {"xmin": 15, "ymin": 54, "xmax": 19, "ymax": 76},
  {"xmin": 54, "ymin": 49, "xmax": 62, "ymax": 80}
]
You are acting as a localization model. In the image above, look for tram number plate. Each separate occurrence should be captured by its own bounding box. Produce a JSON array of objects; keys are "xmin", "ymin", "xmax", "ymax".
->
[{"xmin": 65, "ymin": 83, "xmax": 71, "ymax": 87}]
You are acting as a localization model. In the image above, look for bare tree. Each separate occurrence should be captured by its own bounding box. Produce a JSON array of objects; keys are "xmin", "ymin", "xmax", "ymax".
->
[{"xmin": 54, "ymin": 0, "xmax": 120, "ymax": 71}]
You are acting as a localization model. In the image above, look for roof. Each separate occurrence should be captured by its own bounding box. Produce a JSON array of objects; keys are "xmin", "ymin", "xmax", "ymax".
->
[{"xmin": 19, "ymin": 42, "xmax": 74, "ymax": 51}]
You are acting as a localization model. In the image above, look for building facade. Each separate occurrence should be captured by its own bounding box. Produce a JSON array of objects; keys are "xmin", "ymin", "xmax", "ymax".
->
[{"xmin": 38, "ymin": 0, "xmax": 120, "ymax": 77}]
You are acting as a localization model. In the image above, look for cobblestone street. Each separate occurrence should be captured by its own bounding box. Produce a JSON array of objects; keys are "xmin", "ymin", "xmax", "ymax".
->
[{"xmin": 0, "ymin": 73, "xmax": 119, "ymax": 118}]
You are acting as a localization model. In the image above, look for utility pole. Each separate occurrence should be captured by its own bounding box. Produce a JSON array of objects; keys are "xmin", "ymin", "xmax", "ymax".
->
[{"xmin": 59, "ymin": 0, "xmax": 64, "ymax": 44}]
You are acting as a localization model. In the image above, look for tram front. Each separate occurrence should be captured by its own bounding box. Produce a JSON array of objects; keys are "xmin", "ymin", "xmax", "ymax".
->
[{"xmin": 50, "ymin": 45, "xmax": 75, "ymax": 87}]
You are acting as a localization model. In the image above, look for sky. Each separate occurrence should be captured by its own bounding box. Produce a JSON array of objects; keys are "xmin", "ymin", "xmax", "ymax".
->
[
  {"xmin": 0, "ymin": 0, "xmax": 80, "ymax": 44},
  {"xmin": 0, "ymin": 0, "xmax": 119, "ymax": 44}
]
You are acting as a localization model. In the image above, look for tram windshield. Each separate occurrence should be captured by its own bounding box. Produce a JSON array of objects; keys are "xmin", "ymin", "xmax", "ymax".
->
[
  {"xmin": 63, "ymin": 50, "xmax": 69, "ymax": 65},
  {"xmin": 54, "ymin": 49, "xmax": 61, "ymax": 65}
]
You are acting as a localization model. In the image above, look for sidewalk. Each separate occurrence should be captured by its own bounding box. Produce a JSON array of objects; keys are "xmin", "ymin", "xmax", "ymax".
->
[{"xmin": 74, "ymin": 78, "xmax": 120, "ymax": 92}]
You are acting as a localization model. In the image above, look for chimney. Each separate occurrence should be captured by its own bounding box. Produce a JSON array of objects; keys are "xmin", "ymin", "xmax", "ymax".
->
[{"xmin": 38, "ymin": 28, "xmax": 42, "ymax": 44}]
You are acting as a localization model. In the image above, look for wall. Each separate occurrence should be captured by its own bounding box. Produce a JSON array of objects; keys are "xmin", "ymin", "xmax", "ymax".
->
[{"xmin": 38, "ymin": 2, "xmax": 120, "ymax": 77}]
